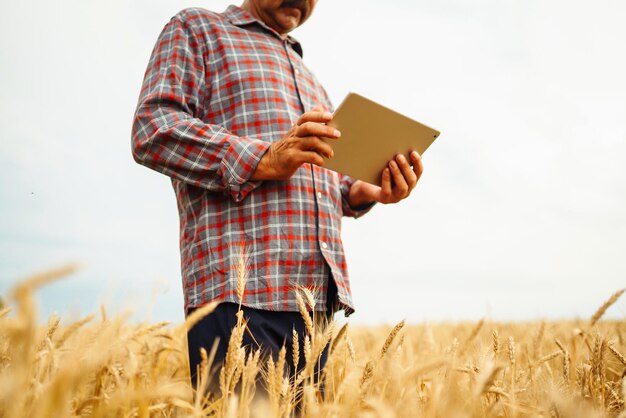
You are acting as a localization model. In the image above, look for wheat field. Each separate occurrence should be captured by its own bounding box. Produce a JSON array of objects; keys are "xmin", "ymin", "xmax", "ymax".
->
[{"xmin": 0, "ymin": 265, "xmax": 625, "ymax": 418}]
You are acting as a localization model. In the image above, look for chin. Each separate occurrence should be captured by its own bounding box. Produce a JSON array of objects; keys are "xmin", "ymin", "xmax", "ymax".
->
[{"xmin": 276, "ymin": 18, "xmax": 299, "ymax": 33}]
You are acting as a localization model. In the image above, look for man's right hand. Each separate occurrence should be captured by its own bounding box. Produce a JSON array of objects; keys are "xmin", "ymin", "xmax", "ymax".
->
[{"xmin": 250, "ymin": 110, "xmax": 341, "ymax": 181}]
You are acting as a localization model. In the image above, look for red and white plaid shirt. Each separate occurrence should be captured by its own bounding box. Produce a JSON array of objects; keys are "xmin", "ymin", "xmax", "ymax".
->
[{"xmin": 132, "ymin": 5, "xmax": 373, "ymax": 315}]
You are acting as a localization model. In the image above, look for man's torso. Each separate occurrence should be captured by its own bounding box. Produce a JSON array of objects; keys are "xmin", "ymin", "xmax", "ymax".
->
[{"xmin": 163, "ymin": 6, "xmax": 355, "ymax": 314}]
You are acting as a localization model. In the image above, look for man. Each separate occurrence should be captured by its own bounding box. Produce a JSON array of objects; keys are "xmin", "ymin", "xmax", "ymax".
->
[{"xmin": 131, "ymin": 0, "xmax": 423, "ymax": 389}]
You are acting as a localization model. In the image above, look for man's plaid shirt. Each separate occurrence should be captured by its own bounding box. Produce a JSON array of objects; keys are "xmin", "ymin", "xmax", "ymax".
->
[{"xmin": 132, "ymin": 5, "xmax": 373, "ymax": 315}]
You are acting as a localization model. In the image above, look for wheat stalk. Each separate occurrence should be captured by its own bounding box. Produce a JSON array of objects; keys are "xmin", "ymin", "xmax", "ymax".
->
[
  {"xmin": 56, "ymin": 315, "xmax": 95, "ymax": 347},
  {"xmin": 508, "ymin": 336, "xmax": 516, "ymax": 366},
  {"xmin": 492, "ymin": 329, "xmax": 500, "ymax": 357},
  {"xmin": 555, "ymin": 338, "xmax": 571, "ymax": 383},
  {"xmin": 460, "ymin": 318, "xmax": 484, "ymax": 355},
  {"xmin": 10, "ymin": 264, "xmax": 81, "ymax": 300},
  {"xmin": 360, "ymin": 360, "xmax": 375, "ymax": 389},
  {"xmin": 347, "ymin": 339, "xmax": 356, "ymax": 362},
  {"xmin": 301, "ymin": 287, "xmax": 316, "ymax": 311},
  {"xmin": 590, "ymin": 288, "xmax": 625, "ymax": 327},
  {"xmin": 182, "ymin": 302, "xmax": 219, "ymax": 332},
  {"xmin": 532, "ymin": 321, "xmax": 546, "ymax": 360},
  {"xmin": 235, "ymin": 246, "xmax": 248, "ymax": 308},
  {"xmin": 533, "ymin": 351, "xmax": 561, "ymax": 367},
  {"xmin": 295, "ymin": 291, "xmax": 314, "ymax": 336},
  {"xmin": 563, "ymin": 350, "xmax": 571, "ymax": 384},
  {"xmin": 292, "ymin": 328, "xmax": 300, "ymax": 374},
  {"xmin": 331, "ymin": 323, "xmax": 349, "ymax": 354},
  {"xmin": 475, "ymin": 363, "xmax": 502, "ymax": 396},
  {"xmin": 380, "ymin": 319, "xmax": 405, "ymax": 360},
  {"xmin": 35, "ymin": 314, "xmax": 60, "ymax": 352},
  {"xmin": 608, "ymin": 345, "xmax": 626, "ymax": 366}
]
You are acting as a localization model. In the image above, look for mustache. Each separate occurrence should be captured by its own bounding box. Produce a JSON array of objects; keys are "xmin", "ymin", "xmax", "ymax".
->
[{"xmin": 281, "ymin": 0, "xmax": 309, "ymax": 14}]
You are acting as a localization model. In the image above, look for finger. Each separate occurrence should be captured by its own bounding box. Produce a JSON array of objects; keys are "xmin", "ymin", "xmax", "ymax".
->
[
  {"xmin": 410, "ymin": 151, "xmax": 424, "ymax": 181},
  {"xmin": 389, "ymin": 160, "xmax": 409, "ymax": 198},
  {"xmin": 298, "ymin": 136, "xmax": 334, "ymax": 159},
  {"xmin": 299, "ymin": 151, "xmax": 326, "ymax": 167},
  {"xmin": 296, "ymin": 110, "xmax": 333, "ymax": 125},
  {"xmin": 296, "ymin": 121, "xmax": 341, "ymax": 139},
  {"xmin": 396, "ymin": 154, "xmax": 418, "ymax": 190},
  {"xmin": 380, "ymin": 168, "xmax": 392, "ymax": 202}
]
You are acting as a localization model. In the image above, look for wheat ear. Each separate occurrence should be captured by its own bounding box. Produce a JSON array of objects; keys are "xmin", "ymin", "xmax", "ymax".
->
[
  {"xmin": 380, "ymin": 320, "xmax": 405, "ymax": 360},
  {"xmin": 590, "ymin": 288, "xmax": 625, "ymax": 326}
]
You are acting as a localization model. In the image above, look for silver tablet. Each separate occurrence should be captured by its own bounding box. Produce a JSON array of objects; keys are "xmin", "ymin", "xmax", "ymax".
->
[{"xmin": 324, "ymin": 93, "xmax": 440, "ymax": 186}]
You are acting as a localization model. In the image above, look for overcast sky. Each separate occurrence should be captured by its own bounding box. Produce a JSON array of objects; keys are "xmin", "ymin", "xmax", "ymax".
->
[{"xmin": 1, "ymin": 0, "xmax": 625, "ymax": 324}]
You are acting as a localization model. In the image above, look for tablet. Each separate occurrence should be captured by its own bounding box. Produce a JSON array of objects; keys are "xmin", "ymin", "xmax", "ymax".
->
[{"xmin": 324, "ymin": 93, "xmax": 440, "ymax": 186}]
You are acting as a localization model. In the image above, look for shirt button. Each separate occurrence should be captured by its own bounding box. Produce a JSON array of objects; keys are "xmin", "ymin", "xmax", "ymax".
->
[
  {"xmin": 321, "ymin": 241, "xmax": 328, "ymax": 250},
  {"xmin": 295, "ymin": 68, "xmax": 300, "ymax": 76},
  {"xmin": 317, "ymin": 192, "xmax": 323, "ymax": 200}
]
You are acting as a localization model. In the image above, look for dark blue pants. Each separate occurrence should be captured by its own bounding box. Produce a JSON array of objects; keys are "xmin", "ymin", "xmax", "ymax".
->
[{"xmin": 186, "ymin": 278, "xmax": 338, "ymax": 392}]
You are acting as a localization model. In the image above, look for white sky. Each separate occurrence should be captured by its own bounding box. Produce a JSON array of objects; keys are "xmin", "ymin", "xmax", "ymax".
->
[{"xmin": 1, "ymin": 0, "xmax": 625, "ymax": 324}]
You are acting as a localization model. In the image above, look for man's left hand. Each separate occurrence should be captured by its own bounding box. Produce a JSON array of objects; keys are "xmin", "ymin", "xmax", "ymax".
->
[{"xmin": 348, "ymin": 151, "xmax": 424, "ymax": 207}]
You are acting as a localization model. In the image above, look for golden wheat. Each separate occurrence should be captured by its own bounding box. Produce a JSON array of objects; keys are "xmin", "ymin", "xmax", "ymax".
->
[{"xmin": 0, "ymin": 267, "xmax": 625, "ymax": 417}]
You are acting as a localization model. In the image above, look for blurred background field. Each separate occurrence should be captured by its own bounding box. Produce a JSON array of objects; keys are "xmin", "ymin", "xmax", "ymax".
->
[{"xmin": 1, "ymin": 266, "xmax": 624, "ymax": 417}]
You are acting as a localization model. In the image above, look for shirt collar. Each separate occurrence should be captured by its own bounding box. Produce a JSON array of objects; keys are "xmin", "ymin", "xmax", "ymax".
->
[{"xmin": 223, "ymin": 4, "xmax": 304, "ymax": 57}]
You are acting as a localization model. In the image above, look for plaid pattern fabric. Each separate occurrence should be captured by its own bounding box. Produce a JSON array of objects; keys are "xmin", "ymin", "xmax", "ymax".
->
[{"xmin": 132, "ymin": 5, "xmax": 373, "ymax": 315}]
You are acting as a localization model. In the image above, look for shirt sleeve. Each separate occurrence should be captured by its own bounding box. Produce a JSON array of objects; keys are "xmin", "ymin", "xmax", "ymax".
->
[
  {"xmin": 339, "ymin": 174, "xmax": 376, "ymax": 218},
  {"xmin": 131, "ymin": 14, "xmax": 270, "ymax": 202}
]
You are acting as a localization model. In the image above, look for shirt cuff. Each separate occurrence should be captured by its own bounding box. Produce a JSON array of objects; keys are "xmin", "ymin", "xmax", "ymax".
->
[
  {"xmin": 218, "ymin": 134, "xmax": 271, "ymax": 202},
  {"xmin": 340, "ymin": 175, "xmax": 376, "ymax": 218}
]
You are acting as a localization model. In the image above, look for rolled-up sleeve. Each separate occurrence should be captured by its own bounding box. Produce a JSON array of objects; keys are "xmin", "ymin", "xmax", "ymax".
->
[
  {"xmin": 131, "ymin": 14, "xmax": 269, "ymax": 202},
  {"xmin": 339, "ymin": 175, "xmax": 376, "ymax": 218}
]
